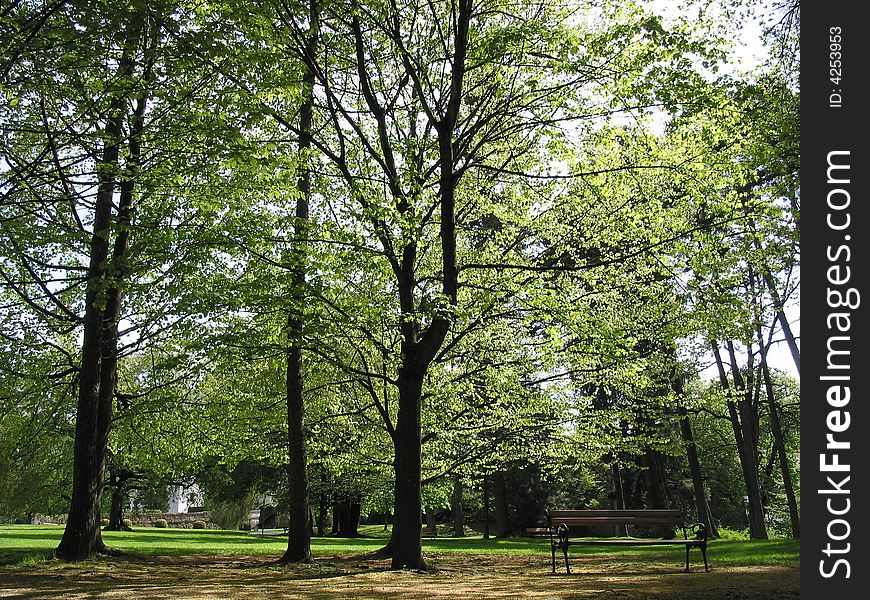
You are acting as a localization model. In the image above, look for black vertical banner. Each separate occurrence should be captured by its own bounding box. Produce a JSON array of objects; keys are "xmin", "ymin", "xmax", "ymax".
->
[{"xmin": 801, "ymin": 1, "xmax": 869, "ymax": 597}]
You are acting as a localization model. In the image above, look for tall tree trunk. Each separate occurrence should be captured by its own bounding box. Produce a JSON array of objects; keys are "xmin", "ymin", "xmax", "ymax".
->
[
  {"xmin": 727, "ymin": 341, "xmax": 768, "ymax": 540},
  {"xmin": 760, "ymin": 270, "xmax": 800, "ymax": 374},
  {"xmin": 317, "ymin": 478, "xmax": 327, "ymax": 537},
  {"xmin": 672, "ymin": 372, "xmax": 718, "ymax": 538},
  {"xmin": 331, "ymin": 502, "xmax": 339, "ymax": 535},
  {"xmin": 745, "ymin": 209, "xmax": 800, "ymax": 374},
  {"xmin": 338, "ymin": 0, "xmax": 469, "ymax": 572},
  {"xmin": 712, "ymin": 342, "xmax": 768, "ymax": 539},
  {"xmin": 452, "ymin": 477, "xmax": 465, "ymax": 537},
  {"xmin": 677, "ymin": 411, "xmax": 719, "ymax": 537},
  {"xmin": 492, "ymin": 472, "xmax": 510, "ymax": 538},
  {"xmin": 482, "ymin": 477, "xmax": 491, "ymax": 540},
  {"xmin": 425, "ymin": 510, "xmax": 438, "ymax": 537},
  {"xmin": 390, "ymin": 367, "xmax": 426, "ymax": 569},
  {"xmin": 56, "ymin": 28, "xmax": 147, "ymax": 558},
  {"xmin": 610, "ymin": 462, "xmax": 628, "ymax": 536},
  {"xmin": 280, "ymin": 0, "xmax": 319, "ymax": 565},
  {"xmin": 54, "ymin": 93, "xmax": 122, "ymax": 563},
  {"xmin": 642, "ymin": 450, "xmax": 670, "ymax": 536},
  {"xmin": 757, "ymin": 326, "xmax": 800, "ymax": 538},
  {"xmin": 107, "ymin": 484, "xmax": 124, "ymax": 531},
  {"xmin": 643, "ymin": 450, "xmax": 669, "ymax": 510}
]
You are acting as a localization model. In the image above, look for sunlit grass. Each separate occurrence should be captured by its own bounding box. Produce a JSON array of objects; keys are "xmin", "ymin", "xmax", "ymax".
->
[{"xmin": 0, "ymin": 524, "xmax": 799, "ymax": 567}]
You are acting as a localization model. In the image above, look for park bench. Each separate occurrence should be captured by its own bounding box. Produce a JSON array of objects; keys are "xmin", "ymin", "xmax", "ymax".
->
[
  {"xmin": 528, "ymin": 509, "xmax": 708, "ymax": 574},
  {"xmin": 420, "ymin": 526, "xmax": 437, "ymax": 538}
]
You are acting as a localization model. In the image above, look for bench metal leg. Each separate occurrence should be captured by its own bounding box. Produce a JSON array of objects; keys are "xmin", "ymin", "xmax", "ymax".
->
[
  {"xmin": 562, "ymin": 543, "xmax": 571, "ymax": 575},
  {"xmin": 551, "ymin": 544, "xmax": 556, "ymax": 574},
  {"xmin": 684, "ymin": 543, "xmax": 709, "ymax": 572}
]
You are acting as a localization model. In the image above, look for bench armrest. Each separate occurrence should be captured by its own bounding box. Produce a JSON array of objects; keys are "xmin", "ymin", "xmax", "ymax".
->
[{"xmin": 685, "ymin": 522, "xmax": 708, "ymax": 542}]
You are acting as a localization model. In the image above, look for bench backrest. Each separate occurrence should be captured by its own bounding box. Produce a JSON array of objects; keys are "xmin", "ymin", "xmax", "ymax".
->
[{"xmin": 547, "ymin": 509, "xmax": 684, "ymax": 526}]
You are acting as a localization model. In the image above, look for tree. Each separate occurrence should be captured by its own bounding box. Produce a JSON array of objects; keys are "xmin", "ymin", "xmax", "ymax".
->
[
  {"xmin": 1, "ymin": 0, "xmax": 268, "ymax": 558},
  {"xmin": 255, "ymin": 0, "xmax": 733, "ymax": 569}
]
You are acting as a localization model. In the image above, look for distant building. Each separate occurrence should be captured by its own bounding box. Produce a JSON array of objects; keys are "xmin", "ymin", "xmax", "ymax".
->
[{"xmin": 168, "ymin": 484, "xmax": 204, "ymax": 513}]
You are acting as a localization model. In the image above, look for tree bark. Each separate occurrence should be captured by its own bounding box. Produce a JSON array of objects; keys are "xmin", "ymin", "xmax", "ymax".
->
[
  {"xmin": 610, "ymin": 462, "xmax": 628, "ymax": 536},
  {"xmin": 316, "ymin": 481, "xmax": 327, "ymax": 537},
  {"xmin": 280, "ymin": 0, "xmax": 319, "ymax": 565},
  {"xmin": 390, "ymin": 367, "xmax": 426, "ymax": 569},
  {"xmin": 492, "ymin": 472, "xmax": 510, "ymax": 538},
  {"xmin": 677, "ymin": 411, "xmax": 718, "ymax": 537},
  {"xmin": 757, "ymin": 327, "xmax": 800, "ymax": 538},
  {"xmin": 671, "ymin": 370, "xmax": 718, "ymax": 538},
  {"xmin": 56, "ymin": 25, "xmax": 147, "ymax": 558},
  {"xmin": 452, "ymin": 477, "xmax": 465, "ymax": 537},
  {"xmin": 642, "ymin": 450, "xmax": 669, "ymax": 510},
  {"xmin": 482, "ymin": 477, "xmax": 491, "ymax": 540},
  {"xmin": 712, "ymin": 342, "xmax": 768, "ymax": 539},
  {"xmin": 330, "ymin": 499, "xmax": 361, "ymax": 537},
  {"xmin": 107, "ymin": 484, "xmax": 125, "ymax": 531},
  {"xmin": 425, "ymin": 510, "xmax": 438, "ymax": 538}
]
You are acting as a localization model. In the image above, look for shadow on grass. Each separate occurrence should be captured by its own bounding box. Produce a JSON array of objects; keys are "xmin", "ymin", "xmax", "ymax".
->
[
  {"xmin": 0, "ymin": 526, "xmax": 799, "ymax": 570},
  {"xmin": 0, "ymin": 550, "xmax": 800, "ymax": 600}
]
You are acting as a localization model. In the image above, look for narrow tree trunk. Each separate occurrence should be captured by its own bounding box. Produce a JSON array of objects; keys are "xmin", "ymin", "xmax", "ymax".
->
[
  {"xmin": 677, "ymin": 411, "xmax": 718, "ymax": 537},
  {"xmin": 280, "ymin": 0, "xmax": 319, "ymax": 565},
  {"xmin": 107, "ymin": 485, "xmax": 124, "ymax": 531},
  {"xmin": 763, "ymin": 276, "xmax": 800, "ymax": 374},
  {"xmin": 482, "ymin": 477, "xmax": 491, "ymax": 540},
  {"xmin": 282, "ymin": 334, "xmax": 311, "ymax": 561},
  {"xmin": 712, "ymin": 342, "xmax": 768, "ymax": 539},
  {"xmin": 672, "ymin": 369, "xmax": 718, "ymax": 538},
  {"xmin": 492, "ymin": 472, "xmax": 510, "ymax": 538},
  {"xmin": 643, "ymin": 450, "xmax": 669, "ymax": 510},
  {"xmin": 727, "ymin": 341, "xmax": 768, "ymax": 540},
  {"xmin": 316, "ymin": 485, "xmax": 327, "ymax": 537},
  {"xmin": 425, "ymin": 510, "xmax": 438, "ymax": 538},
  {"xmin": 452, "ymin": 478, "xmax": 465, "ymax": 537},
  {"xmin": 611, "ymin": 462, "xmax": 628, "ymax": 536},
  {"xmin": 757, "ymin": 327, "xmax": 800, "ymax": 538},
  {"xmin": 746, "ymin": 214, "xmax": 800, "ymax": 374},
  {"xmin": 331, "ymin": 502, "xmax": 339, "ymax": 535}
]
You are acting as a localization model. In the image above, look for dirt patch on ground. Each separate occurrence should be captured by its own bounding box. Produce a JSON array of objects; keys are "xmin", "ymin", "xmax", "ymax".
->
[{"xmin": 0, "ymin": 551, "xmax": 799, "ymax": 599}]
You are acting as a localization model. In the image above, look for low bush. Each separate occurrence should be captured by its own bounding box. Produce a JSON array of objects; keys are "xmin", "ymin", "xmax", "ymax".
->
[
  {"xmin": 153, "ymin": 519, "xmax": 168, "ymax": 528},
  {"xmin": 192, "ymin": 520, "xmax": 207, "ymax": 530}
]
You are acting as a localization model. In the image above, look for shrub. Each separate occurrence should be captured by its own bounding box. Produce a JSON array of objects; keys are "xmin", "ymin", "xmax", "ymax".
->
[
  {"xmin": 101, "ymin": 518, "xmax": 110, "ymax": 527},
  {"xmin": 192, "ymin": 520, "xmax": 207, "ymax": 529},
  {"xmin": 208, "ymin": 496, "xmax": 256, "ymax": 530},
  {"xmin": 153, "ymin": 518, "xmax": 168, "ymax": 528},
  {"xmin": 238, "ymin": 521, "xmax": 251, "ymax": 531},
  {"xmin": 122, "ymin": 518, "xmax": 133, "ymax": 528}
]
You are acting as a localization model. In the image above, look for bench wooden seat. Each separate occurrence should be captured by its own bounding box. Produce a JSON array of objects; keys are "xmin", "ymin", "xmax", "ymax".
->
[{"xmin": 528, "ymin": 509, "xmax": 709, "ymax": 574}]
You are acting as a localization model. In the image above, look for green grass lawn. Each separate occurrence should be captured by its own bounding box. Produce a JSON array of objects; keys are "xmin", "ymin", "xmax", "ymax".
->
[{"xmin": 0, "ymin": 524, "xmax": 798, "ymax": 568}]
